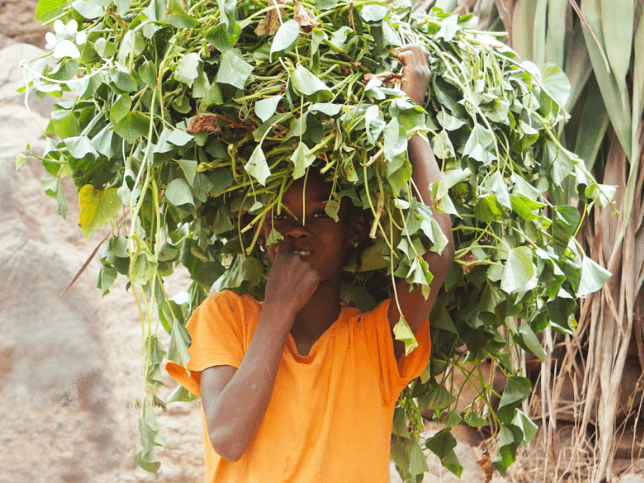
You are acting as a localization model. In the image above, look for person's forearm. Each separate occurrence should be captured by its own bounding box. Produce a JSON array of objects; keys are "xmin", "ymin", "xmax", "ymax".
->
[
  {"xmin": 408, "ymin": 134, "xmax": 455, "ymax": 265},
  {"xmin": 206, "ymin": 304, "xmax": 294, "ymax": 461}
]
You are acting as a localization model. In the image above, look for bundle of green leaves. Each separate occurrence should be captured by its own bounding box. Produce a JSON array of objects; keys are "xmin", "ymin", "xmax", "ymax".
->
[{"xmin": 22, "ymin": 0, "xmax": 613, "ymax": 478}]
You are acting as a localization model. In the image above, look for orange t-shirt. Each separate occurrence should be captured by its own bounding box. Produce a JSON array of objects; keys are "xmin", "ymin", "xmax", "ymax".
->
[{"xmin": 166, "ymin": 290, "xmax": 431, "ymax": 483}]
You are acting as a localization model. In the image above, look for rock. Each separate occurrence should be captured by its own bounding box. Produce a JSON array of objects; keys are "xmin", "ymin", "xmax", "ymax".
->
[
  {"xmin": 617, "ymin": 475, "xmax": 644, "ymax": 483},
  {"xmin": 0, "ymin": 0, "xmax": 50, "ymax": 49},
  {"xmin": 0, "ymin": 50, "xmax": 123, "ymax": 476}
]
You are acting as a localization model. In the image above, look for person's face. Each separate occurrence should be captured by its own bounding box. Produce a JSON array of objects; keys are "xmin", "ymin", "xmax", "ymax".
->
[{"xmin": 260, "ymin": 176, "xmax": 364, "ymax": 284}]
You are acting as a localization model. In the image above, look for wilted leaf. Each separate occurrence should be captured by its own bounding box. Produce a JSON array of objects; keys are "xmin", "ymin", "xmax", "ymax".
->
[{"xmin": 78, "ymin": 185, "xmax": 122, "ymax": 239}]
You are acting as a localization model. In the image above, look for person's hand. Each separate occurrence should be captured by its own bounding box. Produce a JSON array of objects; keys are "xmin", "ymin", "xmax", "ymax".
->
[
  {"xmin": 396, "ymin": 45, "xmax": 431, "ymax": 106},
  {"xmin": 263, "ymin": 239, "xmax": 320, "ymax": 318}
]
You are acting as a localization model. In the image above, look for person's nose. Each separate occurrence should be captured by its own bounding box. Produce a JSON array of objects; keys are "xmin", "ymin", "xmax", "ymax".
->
[{"xmin": 285, "ymin": 223, "xmax": 311, "ymax": 240}]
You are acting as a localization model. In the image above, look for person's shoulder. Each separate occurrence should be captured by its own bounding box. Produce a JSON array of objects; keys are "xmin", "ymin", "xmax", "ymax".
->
[
  {"xmin": 202, "ymin": 290, "xmax": 260, "ymax": 311},
  {"xmin": 189, "ymin": 290, "xmax": 261, "ymax": 329}
]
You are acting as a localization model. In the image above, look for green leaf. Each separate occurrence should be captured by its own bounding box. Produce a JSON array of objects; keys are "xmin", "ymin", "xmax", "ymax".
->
[
  {"xmin": 329, "ymin": 26, "xmax": 352, "ymax": 49},
  {"xmin": 365, "ymin": 105, "xmax": 386, "ymax": 145},
  {"xmin": 166, "ymin": 384, "xmax": 198, "ymax": 402},
  {"xmin": 425, "ymin": 430, "xmax": 463, "ymax": 477},
  {"xmin": 216, "ymin": 0, "xmax": 237, "ymax": 28},
  {"xmin": 324, "ymin": 200, "xmax": 341, "ymax": 222},
  {"xmin": 109, "ymin": 94, "xmax": 132, "ymax": 124},
  {"xmin": 205, "ymin": 22, "xmax": 241, "ymax": 52},
  {"xmin": 255, "ymin": 95, "xmax": 283, "ymax": 123},
  {"xmin": 34, "ymin": 0, "xmax": 67, "ymax": 21},
  {"xmin": 436, "ymin": 110, "xmax": 466, "ymax": 131},
  {"xmin": 115, "ymin": 0, "xmax": 131, "ymax": 13},
  {"xmin": 215, "ymin": 49, "xmax": 253, "ymax": 89},
  {"xmin": 308, "ymin": 103, "xmax": 342, "ymax": 116},
  {"xmin": 575, "ymin": 256, "xmax": 611, "ymax": 298},
  {"xmin": 65, "ymin": 136, "xmax": 98, "ymax": 159},
  {"xmin": 418, "ymin": 380, "xmax": 457, "ymax": 410},
  {"xmin": 409, "ymin": 441, "xmax": 429, "ymax": 477},
  {"xmin": 176, "ymin": 159, "xmax": 198, "ymax": 186},
  {"xmin": 266, "ymin": 228, "xmax": 284, "ymax": 247},
  {"xmin": 139, "ymin": 61, "xmax": 157, "ymax": 88},
  {"xmin": 290, "ymin": 66, "xmax": 331, "ymax": 98},
  {"xmin": 464, "ymin": 412, "xmax": 489, "ymax": 427},
  {"xmin": 600, "ymin": 0, "xmax": 634, "ymax": 102},
  {"xmin": 360, "ymin": 4, "xmax": 387, "ymax": 22},
  {"xmin": 244, "ymin": 144, "xmax": 270, "ymax": 185},
  {"xmin": 500, "ymin": 247, "xmax": 535, "ymax": 294},
  {"xmin": 485, "ymin": 171, "xmax": 511, "ymax": 209},
  {"xmin": 430, "ymin": 130, "xmax": 455, "ymax": 159},
  {"xmin": 463, "ymin": 124, "xmax": 495, "ymax": 164},
  {"xmin": 393, "ymin": 316, "xmax": 418, "ymax": 355},
  {"xmin": 78, "ymin": 185, "xmax": 122, "ymax": 239},
  {"xmin": 290, "ymin": 142, "xmax": 315, "ymax": 179},
  {"xmin": 41, "ymin": 177, "xmax": 68, "ymax": 219},
  {"xmin": 94, "ymin": 38, "xmax": 116, "ymax": 58},
  {"xmin": 540, "ymin": 63, "xmax": 571, "ymax": 109},
  {"xmin": 167, "ymin": 321, "xmax": 191, "ymax": 366},
  {"xmin": 443, "ymin": 409, "xmax": 463, "ymax": 428},
  {"xmin": 113, "ymin": 112, "xmax": 149, "ymax": 144},
  {"xmin": 552, "ymin": 205, "xmax": 580, "ymax": 247},
  {"xmin": 71, "ymin": 0, "xmax": 104, "ymax": 18},
  {"xmin": 497, "ymin": 376, "xmax": 532, "ymax": 423},
  {"xmin": 513, "ymin": 409, "xmax": 538, "ymax": 443},
  {"xmin": 494, "ymin": 424, "xmax": 523, "ymax": 475},
  {"xmin": 166, "ymin": 12, "xmax": 199, "ymax": 28},
  {"xmin": 165, "ymin": 178, "xmax": 194, "ymax": 206},
  {"xmin": 517, "ymin": 324, "xmax": 547, "ymax": 362},
  {"xmin": 15, "ymin": 153, "xmax": 27, "ymax": 170},
  {"xmin": 96, "ymin": 265, "xmax": 118, "ymax": 295},
  {"xmin": 383, "ymin": 117, "xmax": 407, "ymax": 161},
  {"xmin": 175, "ymin": 52, "xmax": 201, "ymax": 86},
  {"xmin": 270, "ymin": 19, "xmax": 300, "ymax": 60},
  {"xmin": 580, "ymin": 0, "xmax": 632, "ymax": 159},
  {"xmin": 131, "ymin": 244, "xmax": 158, "ymax": 284}
]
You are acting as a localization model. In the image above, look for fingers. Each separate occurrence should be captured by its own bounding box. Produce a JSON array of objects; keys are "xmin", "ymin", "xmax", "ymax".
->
[
  {"xmin": 277, "ymin": 237, "xmax": 292, "ymax": 256},
  {"xmin": 396, "ymin": 45, "xmax": 429, "ymax": 65}
]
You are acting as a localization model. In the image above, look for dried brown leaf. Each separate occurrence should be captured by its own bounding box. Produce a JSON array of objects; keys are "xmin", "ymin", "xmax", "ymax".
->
[
  {"xmin": 362, "ymin": 72, "xmax": 402, "ymax": 88},
  {"xmin": 460, "ymin": 251, "xmax": 478, "ymax": 275},
  {"xmin": 254, "ymin": 0, "xmax": 288, "ymax": 36},
  {"xmin": 476, "ymin": 451, "xmax": 494, "ymax": 483},
  {"xmin": 186, "ymin": 114, "xmax": 222, "ymax": 134},
  {"xmin": 293, "ymin": 0, "xmax": 320, "ymax": 31}
]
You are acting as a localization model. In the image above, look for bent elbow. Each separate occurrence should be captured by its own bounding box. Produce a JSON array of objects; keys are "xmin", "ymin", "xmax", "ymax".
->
[{"xmin": 208, "ymin": 429, "xmax": 246, "ymax": 462}]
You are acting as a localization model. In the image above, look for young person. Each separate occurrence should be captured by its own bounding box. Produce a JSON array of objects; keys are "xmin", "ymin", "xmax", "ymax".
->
[{"xmin": 167, "ymin": 45, "xmax": 455, "ymax": 482}]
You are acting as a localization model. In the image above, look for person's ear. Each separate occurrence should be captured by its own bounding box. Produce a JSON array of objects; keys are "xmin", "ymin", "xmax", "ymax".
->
[{"xmin": 347, "ymin": 213, "xmax": 368, "ymax": 248}]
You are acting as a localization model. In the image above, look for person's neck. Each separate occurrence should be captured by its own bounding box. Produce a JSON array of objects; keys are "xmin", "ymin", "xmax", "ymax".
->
[{"xmin": 291, "ymin": 281, "xmax": 342, "ymax": 343}]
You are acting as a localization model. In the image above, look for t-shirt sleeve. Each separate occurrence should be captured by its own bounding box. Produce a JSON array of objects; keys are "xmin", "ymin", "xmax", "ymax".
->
[
  {"xmin": 359, "ymin": 299, "xmax": 431, "ymax": 404},
  {"xmin": 166, "ymin": 290, "xmax": 248, "ymax": 397}
]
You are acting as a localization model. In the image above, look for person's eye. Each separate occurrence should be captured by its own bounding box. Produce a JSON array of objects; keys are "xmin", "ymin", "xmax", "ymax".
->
[
  {"xmin": 313, "ymin": 211, "xmax": 329, "ymax": 219},
  {"xmin": 273, "ymin": 213, "xmax": 286, "ymax": 221}
]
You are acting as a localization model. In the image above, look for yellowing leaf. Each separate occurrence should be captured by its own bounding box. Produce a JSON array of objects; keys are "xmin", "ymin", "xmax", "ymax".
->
[{"xmin": 78, "ymin": 184, "xmax": 122, "ymax": 239}]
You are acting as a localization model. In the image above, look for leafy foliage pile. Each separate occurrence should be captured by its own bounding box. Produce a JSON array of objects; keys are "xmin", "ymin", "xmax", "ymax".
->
[{"xmin": 22, "ymin": 0, "xmax": 613, "ymax": 478}]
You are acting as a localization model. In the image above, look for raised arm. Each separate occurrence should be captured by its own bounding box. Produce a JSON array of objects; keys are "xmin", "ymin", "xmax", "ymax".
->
[
  {"xmin": 387, "ymin": 45, "xmax": 455, "ymax": 360},
  {"xmin": 200, "ymin": 241, "xmax": 320, "ymax": 461}
]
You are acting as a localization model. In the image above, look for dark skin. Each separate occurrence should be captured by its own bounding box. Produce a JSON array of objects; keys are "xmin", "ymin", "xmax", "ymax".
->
[{"xmin": 200, "ymin": 45, "xmax": 455, "ymax": 462}]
